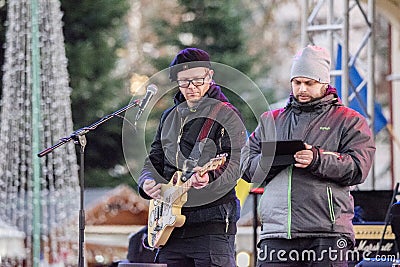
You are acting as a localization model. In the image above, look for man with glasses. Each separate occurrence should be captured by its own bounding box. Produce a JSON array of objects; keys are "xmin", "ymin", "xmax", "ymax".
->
[{"xmin": 138, "ymin": 48, "xmax": 246, "ymax": 267}]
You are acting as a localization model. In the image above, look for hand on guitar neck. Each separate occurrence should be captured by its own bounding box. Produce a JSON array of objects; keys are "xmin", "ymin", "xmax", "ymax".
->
[
  {"xmin": 143, "ymin": 153, "xmax": 228, "ymax": 200},
  {"xmin": 190, "ymin": 167, "xmax": 209, "ymax": 189}
]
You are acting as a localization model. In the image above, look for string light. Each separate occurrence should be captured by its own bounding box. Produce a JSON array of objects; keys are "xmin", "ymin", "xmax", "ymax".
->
[{"xmin": 0, "ymin": 0, "xmax": 80, "ymax": 266}]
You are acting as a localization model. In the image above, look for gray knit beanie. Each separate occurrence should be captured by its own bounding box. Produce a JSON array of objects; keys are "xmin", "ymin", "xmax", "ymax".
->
[{"xmin": 290, "ymin": 45, "xmax": 331, "ymax": 83}]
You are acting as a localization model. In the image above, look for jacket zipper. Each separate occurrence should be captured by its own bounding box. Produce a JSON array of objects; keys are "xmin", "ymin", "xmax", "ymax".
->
[
  {"xmin": 287, "ymin": 165, "xmax": 293, "ymax": 239},
  {"xmin": 326, "ymin": 186, "xmax": 336, "ymax": 224},
  {"xmin": 176, "ymin": 116, "xmax": 188, "ymax": 169},
  {"xmin": 302, "ymin": 111, "xmax": 329, "ymax": 140},
  {"xmin": 219, "ymin": 128, "xmax": 224, "ymax": 150},
  {"xmin": 222, "ymin": 203, "xmax": 230, "ymax": 233}
]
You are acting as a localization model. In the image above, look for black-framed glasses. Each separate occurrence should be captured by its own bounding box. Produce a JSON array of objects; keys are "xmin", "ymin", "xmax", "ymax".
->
[{"xmin": 177, "ymin": 72, "xmax": 209, "ymax": 88}]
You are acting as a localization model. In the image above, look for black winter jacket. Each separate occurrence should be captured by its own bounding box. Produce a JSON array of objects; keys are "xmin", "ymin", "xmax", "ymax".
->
[
  {"xmin": 241, "ymin": 86, "xmax": 375, "ymax": 242},
  {"xmin": 138, "ymin": 84, "xmax": 246, "ymax": 238}
]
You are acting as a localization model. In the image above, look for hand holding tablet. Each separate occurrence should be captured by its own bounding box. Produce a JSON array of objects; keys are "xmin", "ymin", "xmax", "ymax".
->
[{"xmin": 261, "ymin": 140, "xmax": 306, "ymax": 166}]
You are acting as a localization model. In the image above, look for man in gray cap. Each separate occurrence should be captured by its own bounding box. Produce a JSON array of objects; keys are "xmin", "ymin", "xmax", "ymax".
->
[{"xmin": 241, "ymin": 45, "xmax": 375, "ymax": 266}]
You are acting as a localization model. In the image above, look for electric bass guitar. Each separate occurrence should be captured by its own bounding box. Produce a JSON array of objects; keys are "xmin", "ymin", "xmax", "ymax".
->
[{"xmin": 147, "ymin": 154, "xmax": 227, "ymax": 248}]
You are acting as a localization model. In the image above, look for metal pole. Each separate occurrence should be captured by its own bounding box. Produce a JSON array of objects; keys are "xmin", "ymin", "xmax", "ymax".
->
[
  {"xmin": 367, "ymin": 0, "xmax": 376, "ymax": 189},
  {"xmin": 253, "ymin": 192, "xmax": 258, "ymax": 266},
  {"xmin": 327, "ymin": 0, "xmax": 334, "ymax": 60},
  {"xmin": 301, "ymin": 0, "xmax": 308, "ymax": 47},
  {"xmin": 78, "ymin": 137, "xmax": 87, "ymax": 267},
  {"xmin": 342, "ymin": 0, "xmax": 350, "ymax": 107},
  {"xmin": 31, "ymin": 0, "xmax": 42, "ymax": 265},
  {"xmin": 388, "ymin": 24, "xmax": 395, "ymax": 188}
]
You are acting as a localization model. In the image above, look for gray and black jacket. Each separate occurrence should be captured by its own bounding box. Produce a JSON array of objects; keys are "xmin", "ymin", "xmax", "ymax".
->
[
  {"xmin": 139, "ymin": 84, "xmax": 247, "ymax": 238},
  {"xmin": 241, "ymin": 86, "xmax": 375, "ymax": 243}
]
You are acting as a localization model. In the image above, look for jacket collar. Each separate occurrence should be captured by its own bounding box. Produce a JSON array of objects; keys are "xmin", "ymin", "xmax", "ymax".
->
[
  {"xmin": 285, "ymin": 85, "xmax": 341, "ymax": 114},
  {"xmin": 173, "ymin": 83, "xmax": 229, "ymax": 116},
  {"xmin": 173, "ymin": 83, "xmax": 229, "ymax": 105}
]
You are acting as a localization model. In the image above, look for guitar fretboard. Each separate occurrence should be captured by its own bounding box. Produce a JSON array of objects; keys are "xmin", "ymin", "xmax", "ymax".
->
[{"xmin": 163, "ymin": 154, "xmax": 227, "ymax": 204}]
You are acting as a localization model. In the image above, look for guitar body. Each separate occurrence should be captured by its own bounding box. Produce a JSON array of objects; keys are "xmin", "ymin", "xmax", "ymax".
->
[
  {"xmin": 147, "ymin": 171, "xmax": 188, "ymax": 248},
  {"xmin": 147, "ymin": 154, "xmax": 226, "ymax": 248}
]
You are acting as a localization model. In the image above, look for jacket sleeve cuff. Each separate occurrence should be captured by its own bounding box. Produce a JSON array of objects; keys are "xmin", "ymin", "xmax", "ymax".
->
[
  {"xmin": 306, "ymin": 146, "xmax": 320, "ymax": 171},
  {"xmin": 138, "ymin": 183, "xmax": 152, "ymax": 200}
]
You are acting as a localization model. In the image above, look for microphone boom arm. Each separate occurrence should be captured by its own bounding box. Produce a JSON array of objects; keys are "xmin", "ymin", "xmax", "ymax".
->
[{"xmin": 38, "ymin": 99, "xmax": 141, "ymax": 157}]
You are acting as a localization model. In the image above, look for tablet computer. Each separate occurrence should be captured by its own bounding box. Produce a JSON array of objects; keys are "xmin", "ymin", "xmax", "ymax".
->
[{"xmin": 261, "ymin": 140, "xmax": 306, "ymax": 166}]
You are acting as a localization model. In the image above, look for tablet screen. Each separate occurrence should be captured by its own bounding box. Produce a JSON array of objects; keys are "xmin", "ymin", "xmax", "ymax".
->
[{"xmin": 261, "ymin": 140, "xmax": 305, "ymax": 166}]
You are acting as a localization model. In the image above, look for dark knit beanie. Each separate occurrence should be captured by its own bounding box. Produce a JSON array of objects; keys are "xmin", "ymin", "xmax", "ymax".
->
[
  {"xmin": 169, "ymin": 48, "xmax": 211, "ymax": 81},
  {"xmin": 290, "ymin": 45, "xmax": 331, "ymax": 83}
]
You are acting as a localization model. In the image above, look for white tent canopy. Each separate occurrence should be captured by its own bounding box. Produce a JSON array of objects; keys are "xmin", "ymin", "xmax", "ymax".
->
[{"xmin": 0, "ymin": 220, "xmax": 26, "ymax": 259}]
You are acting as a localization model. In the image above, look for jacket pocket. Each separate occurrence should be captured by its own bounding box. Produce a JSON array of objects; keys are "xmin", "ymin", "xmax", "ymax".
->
[{"xmin": 220, "ymin": 199, "xmax": 240, "ymax": 222}]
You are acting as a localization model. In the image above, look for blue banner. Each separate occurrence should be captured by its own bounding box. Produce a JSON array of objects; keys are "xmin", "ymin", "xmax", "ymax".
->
[{"xmin": 335, "ymin": 44, "xmax": 387, "ymax": 134}]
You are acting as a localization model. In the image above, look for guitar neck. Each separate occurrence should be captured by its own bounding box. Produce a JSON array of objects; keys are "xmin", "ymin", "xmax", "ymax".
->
[
  {"xmin": 168, "ymin": 165, "xmax": 215, "ymax": 202},
  {"xmin": 167, "ymin": 154, "xmax": 227, "ymax": 203}
]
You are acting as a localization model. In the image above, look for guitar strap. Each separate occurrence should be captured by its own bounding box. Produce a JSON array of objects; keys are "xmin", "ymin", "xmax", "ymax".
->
[
  {"xmin": 197, "ymin": 101, "xmax": 227, "ymax": 142},
  {"xmin": 182, "ymin": 101, "xmax": 227, "ymax": 179}
]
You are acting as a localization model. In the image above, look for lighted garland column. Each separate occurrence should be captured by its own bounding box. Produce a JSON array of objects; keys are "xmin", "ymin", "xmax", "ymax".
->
[{"xmin": 0, "ymin": 0, "xmax": 80, "ymax": 266}]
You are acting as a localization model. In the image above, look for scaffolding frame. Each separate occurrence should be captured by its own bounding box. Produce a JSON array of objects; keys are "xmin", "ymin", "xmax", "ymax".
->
[{"xmin": 300, "ymin": 0, "xmax": 377, "ymax": 187}]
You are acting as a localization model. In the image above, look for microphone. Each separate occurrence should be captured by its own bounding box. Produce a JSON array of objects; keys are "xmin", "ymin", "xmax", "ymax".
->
[{"xmin": 135, "ymin": 84, "xmax": 158, "ymax": 122}]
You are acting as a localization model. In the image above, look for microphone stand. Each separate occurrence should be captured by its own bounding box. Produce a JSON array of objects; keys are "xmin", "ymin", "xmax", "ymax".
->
[{"xmin": 38, "ymin": 99, "xmax": 140, "ymax": 267}]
